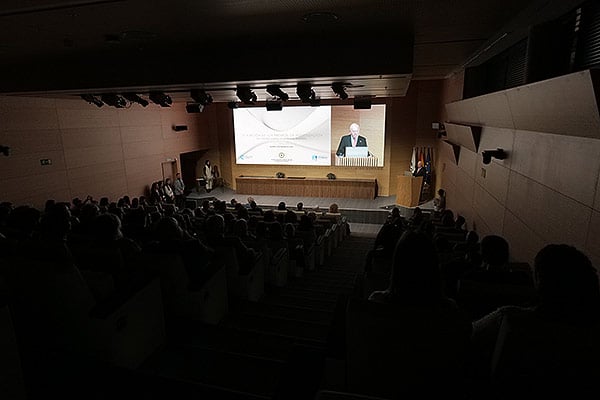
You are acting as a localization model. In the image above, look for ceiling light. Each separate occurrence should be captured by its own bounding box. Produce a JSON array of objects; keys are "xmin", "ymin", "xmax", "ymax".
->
[
  {"xmin": 191, "ymin": 89, "xmax": 213, "ymax": 106},
  {"xmin": 332, "ymin": 82, "xmax": 349, "ymax": 100},
  {"xmin": 236, "ymin": 87, "xmax": 257, "ymax": 104},
  {"xmin": 186, "ymin": 102, "xmax": 204, "ymax": 113},
  {"xmin": 266, "ymin": 85, "xmax": 289, "ymax": 101},
  {"xmin": 149, "ymin": 92, "xmax": 172, "ymax": 107},
  {"xmin": 122, "ymin": 93, "xmax": 149, "ymax": 107},
  {"xmin": 296, "ymin": 84, "xmax": 316, "ymax": 103},
  {"xmin": 80, "ymin": 94, "xmax": 103, "ymax": 107},
  {"xmin": 100, "ymin": 93, "xmax": 127, "ymax": 108}
]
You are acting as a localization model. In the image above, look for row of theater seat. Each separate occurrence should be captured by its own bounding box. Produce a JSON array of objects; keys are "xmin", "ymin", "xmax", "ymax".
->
[{"xmin": 0, "ymin": 204, "xmax": 352, "ymax": 400}]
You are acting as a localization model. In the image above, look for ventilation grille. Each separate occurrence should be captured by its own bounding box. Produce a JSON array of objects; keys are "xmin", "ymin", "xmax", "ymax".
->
[{"xmin": 575, "ymin": 0, "xmax": 600, "ymax": 70}]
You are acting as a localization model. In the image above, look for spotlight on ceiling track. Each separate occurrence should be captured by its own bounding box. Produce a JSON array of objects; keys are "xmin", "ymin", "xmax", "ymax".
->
[
  {"xmin": 101, "ymin": 93, "xmax": 127, "ymax": 108},
  {"xmin": 191, "ymin": 89, "xmax": 213, "ymax": 106},
  {"xmin": 236, "ymin": 86, "xmax": 257, "ymax": 104},
  {"xmin": 149, "ymin": 92, "xmax": 172, "ymax": 107},
  {"xmin": 122, "ymin": 93, "xmax": 149, "ymax": 107},
  {"xmin": 266, "ymin": 100, "xmax": 283, "ymax": 111},
  {"xmin": 297, "ymin": 83, "xmax": 316, "ymax": 102},
  {"xmin": 185, "ymin": 102, "xmax": 204, "ymax": 113},
  {"xmin": 227, "ymin": 101, "xmax": 239, "ymax": 109},
  {"xmin": 266, "ymin": 85, "xmax": 289, "ymax": 101},
  {"xmin": 331, "ymin": 82, "xmax": 349, "ymax": 100},
  {"xmin": 80, "ymin": 94, "xmax": 103, "ymax": 107}
]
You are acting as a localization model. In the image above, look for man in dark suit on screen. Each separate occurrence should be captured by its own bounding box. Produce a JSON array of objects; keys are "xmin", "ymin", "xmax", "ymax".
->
[{"xmin": 336, "ymin": 122, "xmax": 368, "ymax": 156}]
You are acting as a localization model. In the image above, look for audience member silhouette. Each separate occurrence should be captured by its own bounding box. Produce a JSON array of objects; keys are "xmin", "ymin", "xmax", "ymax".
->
[
  {"xmin": 361, "ymin": 230, "xmax": 472, "ymax": 398},
  {"xmin": 144, "ymin": 216, "xmax": 214, "ymax": 287},
  {"xmin": 470, "ymin": 244, "xmax": 600, "ymax": 397},
  {"xmin": 203, "ymin": 214, "xmax": 257, "ymax": 274}
]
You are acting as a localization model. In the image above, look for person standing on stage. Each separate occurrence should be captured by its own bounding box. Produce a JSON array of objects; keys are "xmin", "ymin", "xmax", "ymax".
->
[
  {"xmin": 336, "ymin": 122, "xmax": 368, "ymax": 157},
  {"xmin": 173, "ymin": 172, "xmax": 186, "ymax": 209},
  {"xmin": 203, "ymin": 160, "xmax": 214, "ymax": 192},
  {"xmin": 413, "ymin": 160, "xmax": 426, "ymax": 178}
]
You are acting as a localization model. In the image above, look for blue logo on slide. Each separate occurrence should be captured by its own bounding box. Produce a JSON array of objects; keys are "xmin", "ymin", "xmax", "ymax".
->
[{"xmin": 312, "ymin": 154, "xmax": 317, "ymax": 161}]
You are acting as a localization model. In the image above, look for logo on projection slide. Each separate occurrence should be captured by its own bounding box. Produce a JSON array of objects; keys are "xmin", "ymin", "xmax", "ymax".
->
[
  {"xmin": 279, "ymin": 152, "xmax": 285, "ymax": 158},
  {"xmin": 312, "ymin": 154, "xmax": 317, "ymax": 161}
]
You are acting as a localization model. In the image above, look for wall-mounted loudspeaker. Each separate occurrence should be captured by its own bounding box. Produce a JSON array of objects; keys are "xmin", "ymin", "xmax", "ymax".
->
[{"xmin": 172, "ymin": 125, "xmax": 188, "ymax": 132}]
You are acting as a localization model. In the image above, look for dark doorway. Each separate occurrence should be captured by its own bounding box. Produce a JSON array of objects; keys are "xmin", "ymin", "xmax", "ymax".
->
[{"xmin": 180, "ymin": 150, "xmax": 207, "ymax": 193}]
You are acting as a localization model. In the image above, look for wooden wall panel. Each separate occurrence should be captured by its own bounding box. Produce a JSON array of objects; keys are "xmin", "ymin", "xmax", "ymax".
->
[
  {"xmin": 473, "ymin": 183, "xmax": 505, "ymax": 234},
  {"xmin": 120, "ymin": 126, "xmax": 163, "ymax": 144},
  {"xmin": 124, "ymin": 154, "xmax": 166, "ymax": 196},
  {"xmin": 0, "ymin": 129, "xmax": 63, "ymax": 154},
  {"xmin": 441, "ymin": 70, "xmax": 600, "ymax": 266},
  {"xmin": 506, "ymin": 172, "xmax": 591, "ymax": 249},
  {"xmin": 511, "ymin": 130, "xmax": 600, "ymax": 207},
  {"xmin": 67, "ymin": 161, "xmax": 128, "ymax": 201},
  {"xmin": 439, "ymin": 140, "xmax": 460, "ymax": 165},
  {"xmin": 457, "ymin": 146, "xmax": 477, "ymax": 178},
  {"xmin": 445, "ymin": 97, "xmax": 480, "ymax": 126},
  {"xmin": 445, "ymin": 123, "xmax": 479, "ymax": 153},
  {"xmin": 506, "ymin": 70, "xmax": 600, "ymax": 139},
  {"xmin": 415, "ymin": 80, "xmax": 443, "ymax": 139},
  {"xmin": 442, "ymin": 160, "xmax": 458, "ymax": 187},
  {"xmin": 61, "ymin": 127, "xmax": 122, "ymax": 149},
  {"xmin": 471, "ymin": 212, "xmax": 494, "ymax": 239},
  {"xmin": 475, "ymin": 159, "xmax": 510, "ymax": 205},
  {"xmin": 2, "ymin": 171, "xmax": 70, "ymax": 207},
  {"xmin": 57, "ymin": 107, "xmax": 119, "ymax": 129},
  {"xmin": 162, "ymin": 135, "xmax": 202, "ymax": 157},
  {"xmin": 0, "ymin": 98, "xmax": 59, "ymax": 130},
  {"xmin": 63, "ymin": 143, "xmax": 124, "ymax": 169},
  {"xmin": 474, "ymin": 92, "xmax": 513, "ymax": 129},
  {"xmin": 455, "ymin": 167, "xmax": 475, "ymax": 202},
  {"xmin": 0, "ymin": 150, "xmax": 66, "ymax": 180},
  {"xmin": 122, "ymin": 141, "xmax": 163, "ymax": 160},
  {"xmin": 502, "ymin": 211, "xmax": 545, "ymax": 265}
]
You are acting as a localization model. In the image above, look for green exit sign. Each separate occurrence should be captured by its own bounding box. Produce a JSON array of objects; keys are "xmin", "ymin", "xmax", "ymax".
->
[{"xmin": 40, "ymin": 159, "xmax": 52, "ymax": 166}]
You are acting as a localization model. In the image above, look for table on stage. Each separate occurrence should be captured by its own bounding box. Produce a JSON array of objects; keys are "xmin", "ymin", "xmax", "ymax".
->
[{"xmin": 235, "ymin": 176, "xmax": 377, "ymax": 199}]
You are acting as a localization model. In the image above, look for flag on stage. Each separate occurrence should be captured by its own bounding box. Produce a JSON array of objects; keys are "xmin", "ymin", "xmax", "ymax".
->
[
  {"xmin": 425, "ymin": 147, "xmax": 432, "ymax": 183},
  {"xmin": 410, "ymin": 147, "xmax": 416, "ymax": 173}
]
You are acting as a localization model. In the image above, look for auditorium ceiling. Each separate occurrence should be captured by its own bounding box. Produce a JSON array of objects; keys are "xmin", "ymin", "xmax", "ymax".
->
[{"xmin": 0, "ymin": 0, "xmax": 584, "ymax": 103}]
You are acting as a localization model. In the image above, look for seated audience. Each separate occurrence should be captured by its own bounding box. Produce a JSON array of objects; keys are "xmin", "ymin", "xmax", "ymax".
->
[
  {"xmin": 203, "ymin": 214, "xmax": 257, "ymax": 274},
  {"xmin": 470, "ymin": 244, "xmax": 600, "ymax": 397}
]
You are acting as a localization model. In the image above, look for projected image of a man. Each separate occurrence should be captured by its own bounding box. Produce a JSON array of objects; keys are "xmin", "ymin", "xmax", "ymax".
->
[{"xmin": 335, "ymin": 122, "xmax": 368, "ymax": 157}]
